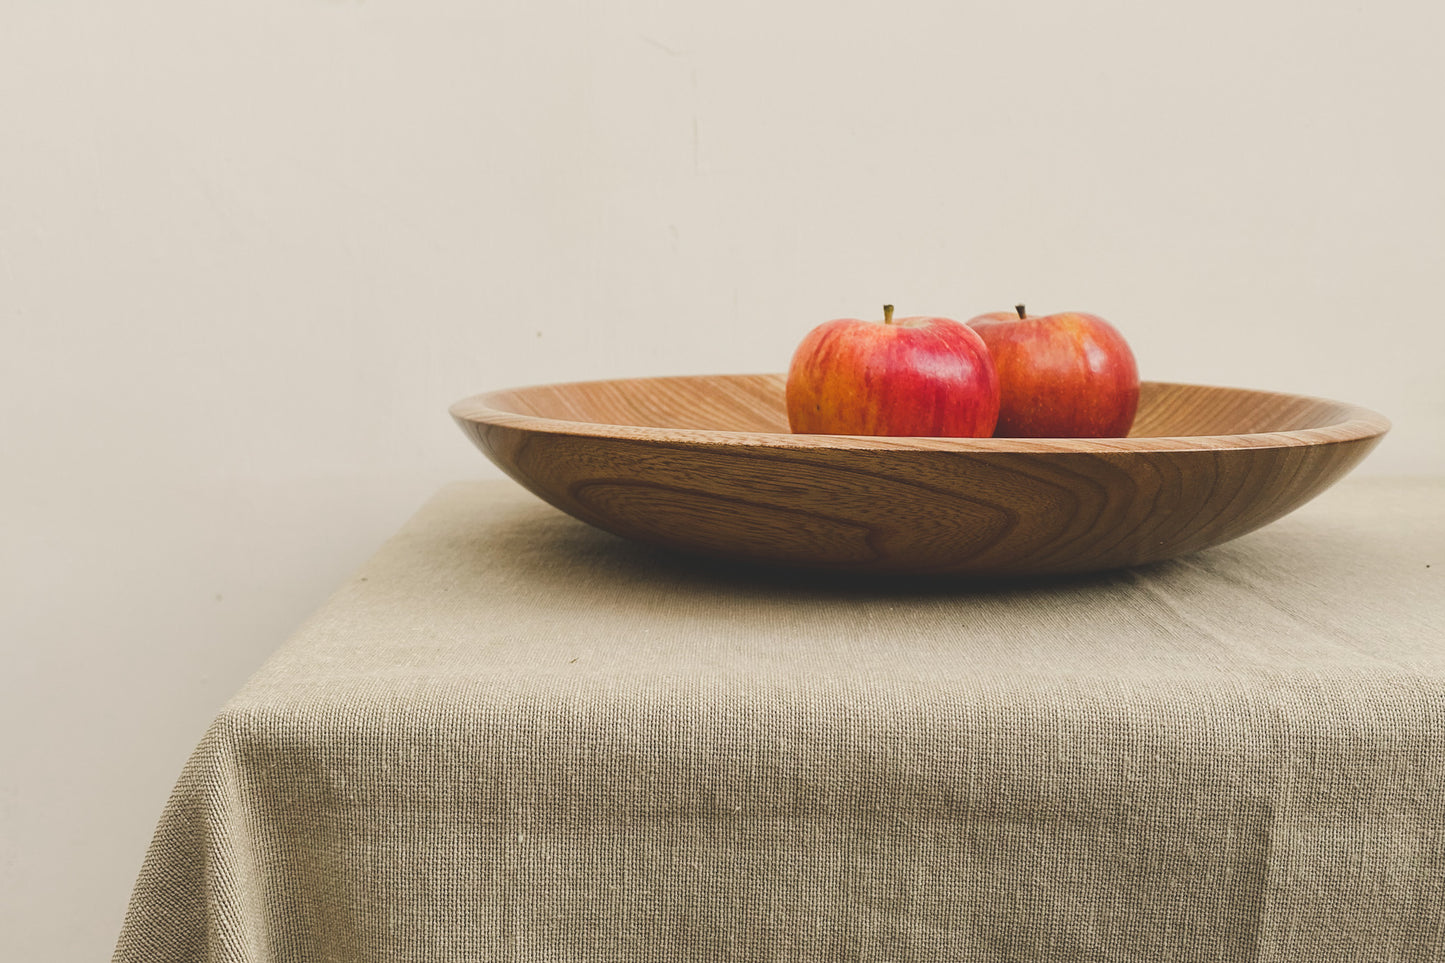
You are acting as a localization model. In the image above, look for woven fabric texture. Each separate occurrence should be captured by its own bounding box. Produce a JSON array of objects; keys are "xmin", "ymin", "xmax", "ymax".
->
[{"xmin": 115, "ymin": 476, "xmax": 1445, "ymax": 963}]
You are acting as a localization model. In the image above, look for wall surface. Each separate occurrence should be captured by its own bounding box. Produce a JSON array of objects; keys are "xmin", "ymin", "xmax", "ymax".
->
[{"xmin": 2, "ymin": 1, "xmax": 1442, "ymax": 959}]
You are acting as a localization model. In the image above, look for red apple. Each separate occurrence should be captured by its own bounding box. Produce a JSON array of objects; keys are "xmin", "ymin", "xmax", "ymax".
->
[
  {"xmin": 967, "ymin": 305, "xmax": 1139, "ymax": 438},
  {"xmin": 786, "ymin": 305, "xmax": 1000, "ymax": 437}
]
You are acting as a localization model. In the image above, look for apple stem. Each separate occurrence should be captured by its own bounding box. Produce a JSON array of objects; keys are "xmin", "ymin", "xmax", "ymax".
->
[
  {"xmin": 1015, "ymin": 304, "xmax": 1027, "ymax": 319},
  {"xmin": 883, "ymin": 304, "xmax": 895, "ymax": 324}
]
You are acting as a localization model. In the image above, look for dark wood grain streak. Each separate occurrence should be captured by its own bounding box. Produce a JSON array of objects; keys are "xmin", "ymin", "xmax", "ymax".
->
[{"xmin": 451, "ymin": 375, "xmax": 1389, "ymax": 576}]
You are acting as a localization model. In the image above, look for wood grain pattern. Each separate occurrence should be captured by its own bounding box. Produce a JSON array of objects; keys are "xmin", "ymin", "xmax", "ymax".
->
[{"xmin": 450, "ymin": 375, "xmax": 1389, "ymax": 576}]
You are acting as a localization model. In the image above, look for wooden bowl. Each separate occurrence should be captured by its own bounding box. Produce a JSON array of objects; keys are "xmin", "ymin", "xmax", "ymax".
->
[{"xmin": 450, "ymin": 375, "xmax": 1388, "ymax": 577}]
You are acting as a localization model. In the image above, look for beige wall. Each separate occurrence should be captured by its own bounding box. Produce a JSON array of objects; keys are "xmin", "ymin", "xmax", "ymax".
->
[{"xmin": 3, "ymin": 1, "xmax": 1442, "ymax": 959}]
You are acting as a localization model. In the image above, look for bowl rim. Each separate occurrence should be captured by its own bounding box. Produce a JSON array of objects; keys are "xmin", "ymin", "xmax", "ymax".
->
[{"xmin": 450, "ymin": 374, "xmax": 1391, "ymax": 455}]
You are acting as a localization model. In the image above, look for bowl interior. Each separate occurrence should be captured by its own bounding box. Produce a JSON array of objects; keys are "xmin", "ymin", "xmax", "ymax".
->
[{"xmin": 481, "ymin": 374, "xmax": 1362, "ymax": 438}]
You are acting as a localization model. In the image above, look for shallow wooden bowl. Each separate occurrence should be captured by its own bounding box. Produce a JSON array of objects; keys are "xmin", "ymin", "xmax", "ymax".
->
[{"xmin": 450, "ymin": 375, "xmax": 1388, "ymax": 576}]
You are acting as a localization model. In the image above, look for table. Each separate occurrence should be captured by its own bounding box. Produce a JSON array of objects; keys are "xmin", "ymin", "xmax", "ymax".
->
[{"xmin": 114, "ymin": 476, "xmax": 1445, "ymax": 963}]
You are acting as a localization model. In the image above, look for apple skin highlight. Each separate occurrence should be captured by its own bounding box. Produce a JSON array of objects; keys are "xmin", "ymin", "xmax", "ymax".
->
[
  {"xmin": 786, "ymin": 312, "xmax": 1000, "ymax": 437},
  {"xmin": 968, "ymin": 308, "xmax": 1139, "ymax": 438}
]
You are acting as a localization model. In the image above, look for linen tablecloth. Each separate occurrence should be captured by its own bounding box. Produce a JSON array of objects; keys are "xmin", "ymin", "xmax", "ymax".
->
[{"xmin": 115, "ymin": 476, "xmax": 1445, "ymax": 963}]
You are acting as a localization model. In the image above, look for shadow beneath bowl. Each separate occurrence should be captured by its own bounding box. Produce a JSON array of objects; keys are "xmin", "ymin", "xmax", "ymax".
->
[
  {"xmin": 433, "ymin": 481, "xmax": 1440, "ymax": 686},
  {"xmin": 610, "ymin": 535, "xmax": 1168, "ymax": 598},
  {"xmin": 475, "ymin": 497, "xmax": 1183, "ymax": 606}
]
